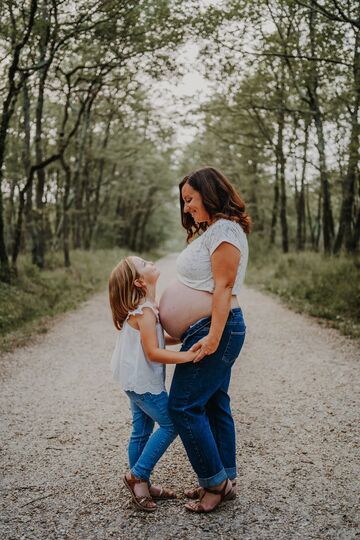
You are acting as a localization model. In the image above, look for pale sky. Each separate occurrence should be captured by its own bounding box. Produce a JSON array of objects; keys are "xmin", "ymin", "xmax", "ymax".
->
[{"xmin": 149, "ymin": 42, "xmax": 213, "ymax": 147}]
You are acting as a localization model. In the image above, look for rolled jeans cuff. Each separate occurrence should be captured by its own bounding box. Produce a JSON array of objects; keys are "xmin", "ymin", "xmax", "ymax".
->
[
  {"xmin": 130, "ymin": 466, "xmax": 149, "ymax": 482},
  {"xmin": 198, "ymin": 467, "xmax": 228, "ymax": 488},
  {"xmin": 225, "ymin": 467, "xmax": 237, "ymax": 480}
]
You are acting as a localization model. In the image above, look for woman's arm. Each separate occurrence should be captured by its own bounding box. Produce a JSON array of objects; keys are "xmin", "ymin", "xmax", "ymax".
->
[
  {"xmin": 191, "ymin": 242, "xmax": 240, "ymax": 361},
  {"xmin": 136, "ymin": 309, "xmax": 195, "ymax": 364}
]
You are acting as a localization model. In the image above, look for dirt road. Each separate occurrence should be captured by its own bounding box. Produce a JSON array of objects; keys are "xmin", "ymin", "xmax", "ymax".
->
[{"xmin": 1, "ymin": 254, "xmax": 359, "ymax": 539}]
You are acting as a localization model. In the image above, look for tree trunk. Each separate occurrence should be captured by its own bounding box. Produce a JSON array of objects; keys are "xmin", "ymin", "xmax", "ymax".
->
[
  {"xmin": 73, "ymin": 97, "xmax": 96, "ymax": 249},
  {"xmin": 354, "ymin": 162, "xmax": 360, "ymax": 250},
  {"xmin": 87, "ymin": 114, "xmax": 112, "ymax": 248},
  {"xmin": 277, "ymin": 107, "xmax": 289, "ymax": 253},
  {"xmin": 0, "ymin": 0, "xmax": 38, "ymax": 282},
  {"xmin": 296, "ymin": 119, "xmax": 309, "ymax": 250},
  {"xmin": 12, "ymin": 82, "xmax": 33, "ymax": 270},
  {"xmin": 83, "ymin": 157, "xmax": 91, "ymax": 250},
  {"xmin": 307, "ymin": 5, "xmax": 334, "ymax": 253},
  {"xmin": 32, "ymin": 1, "xmax": 51, "ymax": 269},
  {"xmin": 129, "ymin": 207, "xmax": 142, "ymax": 250},
  {"xmin": 0, "ymin": 189, "xmax": 10, "ymax": 282},
  {"xmin": 311, "ymin": 99, "xmax": 335, "ymax": 252},
  {"xmin": 306, "ymin": 183, "xmax": 315, "ymax": 249},
  {"xmin": 73, "ymin": 116, "xmax": 87, "ymax": 249},
  {"xmin": 22, "ymin": 81, "xmax": 34, "ymax": 253},
  {"xmin": 247, "ymin": 160, "xmax": 262, "ymax": 231},
  {"xmin": 5, "ymin": 179, "xmax": 16, "ymax": 254},
  {"xmin": 53, "ymin": 169, "xmax": 62, "ymax": 249},
  {"xmin": 0, "ymin": 87, "xmax": 20, "ymax": 279},
  {"xmin": 270, "ymin": 172, "xmax": 279, "ymax": 245},
  {"xmin": 334, "ymin": 31, "xmax": 360, "ymax": 253},
  {"xmin": 138, "ymin": 209, "xmax": 152, "ymax": 251},
  {"xmin": 353, "ymin": 209, "xmax": 360, "ymax": 250},
  {"xmin": 315, "ymin": 190, "xmax": 322, "ymax": 251},
  {"xmin": 61, "ymin": 155, "xmax": 72, "ymax": 268}
]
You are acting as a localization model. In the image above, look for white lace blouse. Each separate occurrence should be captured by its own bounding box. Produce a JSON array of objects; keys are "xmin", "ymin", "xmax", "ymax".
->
[
  {"xmin": 111, "ymin": 300, "xmax": 166, "ymax": 395},
  {"xmin": 176, "ymin": 218, "xmax": 248, "ymax": 295}
]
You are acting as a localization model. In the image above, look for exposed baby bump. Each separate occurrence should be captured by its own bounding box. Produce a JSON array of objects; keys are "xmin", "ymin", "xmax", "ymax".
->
[{"xmin": 159, "ymin": 279, "xmax": 213, "ymax": 338}]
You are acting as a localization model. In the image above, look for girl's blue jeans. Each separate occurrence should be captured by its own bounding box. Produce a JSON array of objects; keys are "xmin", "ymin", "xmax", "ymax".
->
[
  {"xmin": 168, "ymin": 308, "xmax": 246, "ymax": 488},
  {"xmin": 125, "ymin": 390, "xmax": 177, "ymax": 481}
]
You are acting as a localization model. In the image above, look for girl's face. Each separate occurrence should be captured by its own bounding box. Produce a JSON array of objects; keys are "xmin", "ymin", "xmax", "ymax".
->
[
  {"xmin": 131, "ymin": 256, "xmax": 160, "ymax": 286},
  {"xmin": 181, "ymin": 182, "xmax": 211, "ymax": 224}
]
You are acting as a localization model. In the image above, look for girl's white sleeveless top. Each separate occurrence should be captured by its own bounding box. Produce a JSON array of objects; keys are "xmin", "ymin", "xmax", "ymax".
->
[{"xmin": 111, "ymin": 300, "xmax": 166, "ymax": 395}]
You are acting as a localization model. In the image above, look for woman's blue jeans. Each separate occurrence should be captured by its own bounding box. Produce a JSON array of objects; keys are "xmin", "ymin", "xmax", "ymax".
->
[
  {"xmin": 126, "ymin": 390, "xmax": 177, "ymax": 481},
  {"xmin": 168, "ymin": 308, "xmax": 246, "ymax": 488}
]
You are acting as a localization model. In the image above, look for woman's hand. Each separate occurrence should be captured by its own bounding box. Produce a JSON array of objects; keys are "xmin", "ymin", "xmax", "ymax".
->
[{"xmin": 191, "ymin": 334, "xmax": 220, "ymax": 362}]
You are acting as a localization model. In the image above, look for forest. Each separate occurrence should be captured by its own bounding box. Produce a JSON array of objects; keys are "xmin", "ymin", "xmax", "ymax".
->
[{"xmin": 0, "ymin": 0, "xmax": 359, "ymax": 339}]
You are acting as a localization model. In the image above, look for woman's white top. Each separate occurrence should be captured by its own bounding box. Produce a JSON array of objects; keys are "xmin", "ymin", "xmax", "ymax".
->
[
  {"xmin": 176, "ymin": 218, "xmax": 248, "ymax": 295},
  {"xmin": 111, "ymin": 300, "xmax": 166, "ymax": 395}
]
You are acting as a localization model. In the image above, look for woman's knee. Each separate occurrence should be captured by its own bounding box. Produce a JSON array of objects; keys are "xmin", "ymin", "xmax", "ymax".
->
[{"xmin": 168, "ymin": 397, "xmax": 195, "ymax": 435}]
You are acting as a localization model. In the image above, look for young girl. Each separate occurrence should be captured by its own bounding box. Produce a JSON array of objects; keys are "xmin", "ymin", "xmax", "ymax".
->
[{"xmin": 108, "ymin": 255, "xmax": 196, "ymax": 512}]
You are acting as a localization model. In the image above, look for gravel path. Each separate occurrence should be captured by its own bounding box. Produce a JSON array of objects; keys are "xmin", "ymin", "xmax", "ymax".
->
[{"xmin": 1, "ymin": 253, "xmax": 359, "ymax": 540}]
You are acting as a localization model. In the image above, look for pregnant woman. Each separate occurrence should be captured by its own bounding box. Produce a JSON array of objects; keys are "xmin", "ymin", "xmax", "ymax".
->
[{"xmin": 159, "ymin": 166, "xmax": 250, "ymax": 513}]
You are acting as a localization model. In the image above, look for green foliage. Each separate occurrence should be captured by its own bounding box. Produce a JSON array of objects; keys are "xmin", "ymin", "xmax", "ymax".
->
[
  {"xmin": 247, "ymin": 235, "xmax": 360, "ymax": 338},
  {"xmin": 0, "ymin": 0, "xmax": 197, "ymax": 280},
  {"xmin": 182, "ymin": 0, "xmax": 360, "ymax": 254},
  {"xmin": 0, "ymin": 249, "xmax": 127, "ymax": 351}
]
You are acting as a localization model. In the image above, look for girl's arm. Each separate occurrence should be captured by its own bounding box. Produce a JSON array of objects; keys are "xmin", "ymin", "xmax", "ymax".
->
[
  {"xmin": 164, "ymin": 332, "xmax": 181, "ymax": 346},
  {"xmin": 135, "ymin": 309, "xmax": 195, "ymax": 364}
]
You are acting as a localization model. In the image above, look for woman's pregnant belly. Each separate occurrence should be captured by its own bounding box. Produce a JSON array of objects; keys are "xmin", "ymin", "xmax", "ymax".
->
[
  {"xmin": 159, "ymin": 279, "xmax": 240, "ymax": 339},
  {"xmin": 159, "ymin": 280, "xmax": 214, "ymax": 338}
]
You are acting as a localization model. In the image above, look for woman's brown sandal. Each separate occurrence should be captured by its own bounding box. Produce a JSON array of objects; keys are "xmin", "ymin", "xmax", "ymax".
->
[
  {"xmin": 184, "ymin": 486, "xmax": 205, "ymax": 499},
  {"xmin": 185, "ymin": 480, "xmax": 236, "ymax": 513},
  {"xmin": 149, "ymin": 485, "xmax": 178, "ymax": 500},
  {"xmin": 123, "ymin": 473, "xmax": 157, "ymax": 512},
  {"xmin": 185, "ymin": 480, "xmax": 236, "ymax": 500}
]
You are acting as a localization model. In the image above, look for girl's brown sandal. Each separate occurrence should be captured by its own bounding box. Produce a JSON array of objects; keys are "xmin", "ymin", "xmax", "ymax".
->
[{"xmin": 123, "ymin": 473, "xmax": 157, "ymax": 512}]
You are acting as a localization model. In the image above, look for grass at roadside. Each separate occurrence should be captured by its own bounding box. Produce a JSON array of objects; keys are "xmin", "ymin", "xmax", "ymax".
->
[
  {"xmin": 0, "ymin": 248, "xmax": 158, "ymax": 353},
  {"xmin": 246, "ymin": 237, "xmax": 360, "ymax": 339},
  {"xmin": 1, "ymin": 241, "xmax": 359, "ymax": 353}
]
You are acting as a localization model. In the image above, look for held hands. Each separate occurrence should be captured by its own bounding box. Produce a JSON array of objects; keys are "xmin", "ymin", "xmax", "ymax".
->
[
  {"xmin": 190, "ymin": 335, "xmax": 220, "ymax": 363},
  {"xmin": 184, "ymin": 350, "xmax": 198, "ymax": 363}
]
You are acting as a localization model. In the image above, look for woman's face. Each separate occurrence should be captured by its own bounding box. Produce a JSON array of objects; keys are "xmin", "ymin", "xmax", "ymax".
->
[{"xmin": 181, "ymin": 183, "xmax": 211, "ymax": 224}]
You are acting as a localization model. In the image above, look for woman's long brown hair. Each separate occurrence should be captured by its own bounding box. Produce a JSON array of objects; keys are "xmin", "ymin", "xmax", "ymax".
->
[{"xmin": 179, "ymin": 166, "xmax": 251, "ymax": 241}]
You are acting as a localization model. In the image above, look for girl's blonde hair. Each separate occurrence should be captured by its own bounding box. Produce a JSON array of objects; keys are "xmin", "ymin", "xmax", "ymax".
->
[{"xmin": 108, "ymin": 257, "xmax": 146, "ymax": 330}]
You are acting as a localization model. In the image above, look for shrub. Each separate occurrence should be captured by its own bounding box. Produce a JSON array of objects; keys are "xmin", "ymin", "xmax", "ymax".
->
[{"xmin": 246, "ymin": 236, "xmax": 360, "ymax": 338}]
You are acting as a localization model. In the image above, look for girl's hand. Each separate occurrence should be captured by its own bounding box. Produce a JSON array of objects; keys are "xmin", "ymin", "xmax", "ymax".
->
[
  {"xmin": 191, "ymin": 335, "xmax": 220, "ymax": 362},
  {"xmin": 184, "ymin": 350, "xmax": 197, "ymax": 363}
]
